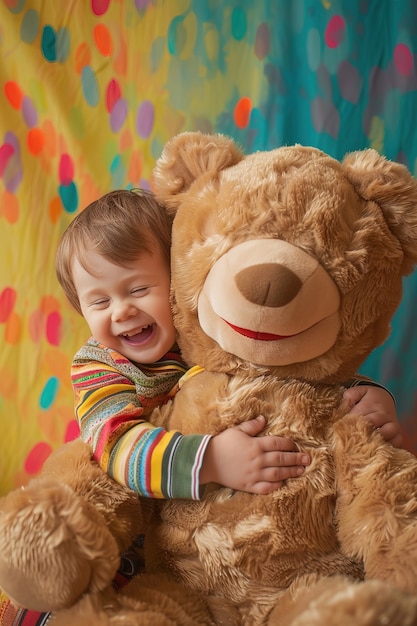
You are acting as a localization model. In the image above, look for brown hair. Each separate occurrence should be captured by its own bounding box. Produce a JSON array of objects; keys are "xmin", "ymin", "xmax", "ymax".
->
[{"xmin": 56, "ymin": 188, "xmax": 173, "ymax": 314}]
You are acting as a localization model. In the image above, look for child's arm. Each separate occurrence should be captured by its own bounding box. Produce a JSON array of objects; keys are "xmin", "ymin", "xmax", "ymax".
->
[
  {"xmin": 343, "ymin": 382, "xmax": 403, "ymax": 448},
  {"xmin": 72, "ymin": 349, "xmax": 207, "ymax": 500},
  {"xmin": 199, "ymin": 415, "xmax": 310, "ymax": 495},
  {"xmin": 200, "ymin": 382, "xmax": 401, "ymax": 494},
  {"xmin": 72, "ymin": 341, "xmax": 309, "ymax": 500}
]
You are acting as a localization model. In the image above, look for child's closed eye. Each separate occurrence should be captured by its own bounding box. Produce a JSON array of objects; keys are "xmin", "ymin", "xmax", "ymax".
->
[
  {"xmin": 132, "ymin": 287, "xmax": 150, "ymax": 296},
  {"xmin": 89, "ymin": 298, "xmax": 110, "ymax": 308}
]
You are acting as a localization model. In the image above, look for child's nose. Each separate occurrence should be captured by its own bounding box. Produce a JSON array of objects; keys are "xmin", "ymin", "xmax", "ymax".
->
[{"xmin": 111, "ymin": 300, "xmax": 137, "ymax": 322}]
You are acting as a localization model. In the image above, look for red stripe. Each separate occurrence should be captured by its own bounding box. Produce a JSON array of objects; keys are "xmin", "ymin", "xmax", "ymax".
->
[{"xmin": 95, "ymin": 410, "xmax": 143, "ymax": 458}]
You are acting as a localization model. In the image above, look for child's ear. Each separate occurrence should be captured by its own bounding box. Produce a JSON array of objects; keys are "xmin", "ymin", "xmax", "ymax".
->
[{"xmin": 152, "ymin": 131, "xmax": 243, "ymax": 213}]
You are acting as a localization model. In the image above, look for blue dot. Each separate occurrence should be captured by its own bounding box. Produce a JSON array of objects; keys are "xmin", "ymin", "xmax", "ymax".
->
[
  {"xmin": 40, "ymin": 376, "xmax": 59, "ymax": 410},
  {"xmin": 56, "ymin": 27, "xmax": 71, "ymax": 62},
  {"xmin": 231, "ymin": 7, "xmax": 246, "ymax": 41},
  {"xmin": 41, "ymin": 25, "xmax": 56, "ymax": 62},
  {"xmin": 81, "ymin": 66, "xmax": 99, "ymax": 107},
  {"xmin": 59, "ymin": 181, "xmax": 79, "ymax": 213},
  {"xmin": 110, "ymin": 154, "xmax": 126, "ymax": 188},
  {"xmin": 167, "ymin": 15, "xmax": 186, "ymax": 55},
  {"xmin": 21, "ymin": 9, "xmax": 40, "ymax": 44}
]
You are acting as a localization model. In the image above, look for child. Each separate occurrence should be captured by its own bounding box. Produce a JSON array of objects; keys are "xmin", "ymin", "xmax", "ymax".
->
[{"xmin": 56, "ymin": 188, "xmax": 401, "ymax": 500}]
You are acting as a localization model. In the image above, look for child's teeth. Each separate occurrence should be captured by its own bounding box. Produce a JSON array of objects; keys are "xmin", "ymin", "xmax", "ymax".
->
[{"xmin": 124, "ymin": 325, "xmax": 149, "ymax": 337}]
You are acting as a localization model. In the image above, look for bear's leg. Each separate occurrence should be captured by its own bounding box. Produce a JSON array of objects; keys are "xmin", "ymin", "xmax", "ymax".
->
[
  {"xmin": 50, "ymin": 574, "xmax": 225, "ymax": 626},
  {"xmin": 0, "ymin": 479, "xmax": 120, "ymax": 611},
  {"xmin": 0, "ymin": 440, "xmax": 143, "ymax": 612},
  {"xmin": 267, "ymin": 575, "xmax": 417, "ymax": 626}
]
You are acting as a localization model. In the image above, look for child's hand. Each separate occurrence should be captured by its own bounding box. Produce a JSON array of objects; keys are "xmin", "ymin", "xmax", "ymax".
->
[
  {"xmin": 343, "ymin": 384, "xmax": 403, "ymax": 448},
  {"xmin": 199, "ymin": 415, "xmax": 310, "ymax": 495}
]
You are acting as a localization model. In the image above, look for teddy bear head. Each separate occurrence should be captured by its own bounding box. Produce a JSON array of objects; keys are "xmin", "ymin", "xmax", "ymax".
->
[{"xmin": 153, "ymin": 132, "xmax": 417, "ymax": 383}]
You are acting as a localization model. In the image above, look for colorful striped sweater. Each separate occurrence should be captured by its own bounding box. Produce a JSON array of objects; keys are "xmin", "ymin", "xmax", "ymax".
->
[{"xmin": 71, "ymin": 337, "xmax": 211, "ymax": 500}]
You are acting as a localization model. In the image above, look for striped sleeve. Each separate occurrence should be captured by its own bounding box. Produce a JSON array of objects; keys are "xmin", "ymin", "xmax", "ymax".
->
[{"xmin": 72, "ymin": 341, "xmax": 211, "ymax": 500}]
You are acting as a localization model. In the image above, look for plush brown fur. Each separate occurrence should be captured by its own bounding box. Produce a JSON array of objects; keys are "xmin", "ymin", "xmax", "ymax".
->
[
  {"xmin": 0, "ymin": 440, "xmax": 219, "ymax": 624},
  {"xmin": 1, "ymin": 134, "xmax": 417, "ymax": 624}
]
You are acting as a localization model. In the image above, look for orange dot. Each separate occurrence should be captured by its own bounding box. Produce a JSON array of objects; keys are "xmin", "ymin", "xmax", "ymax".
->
[
  {"xmin": 48, "ymin": 195, "xmax": 62, "ymax": 223},
  {"xmin": 128, "ymin": 150, "xmax": 143, "ymax": 184},
  {"xmin": 94, "ymin": 23, "xmax": 113, "ymax": 56},
  {"xmin": 3, "ymin": 0, "xmax": 20, "ymax": 9},
  {"xmin": 42, "ymin": 119, "xmax": 57, "ymax": 158},
  {"xmin": 45, "ymin": 348, "xmax": 72, "ymax": 384},
  {"xmin": 28, "ymin": 308, "xmax": 43, "ymax": 343},
  {"xmin": 40, "ymin": 294, "xmax": 61, "ymax": 315},
  {"xmin": 120, "ymin": 128, "xmax": 132, "ymax": 151},
  {"xmin": 38, "ymin": 408, "xmax": 62, "ymax": 443},
  {"xmin": 75, "ymin": 42, "xmax": 91, "ymax": 74},
  {"xmin": 2, "ymin": 190, "xmax": 19, "ymax": 224},
  {"xmin": 5, "ymin": 310, "xmax": 22, "ymax": 344},
  {"xmin": 0, "ymin": 365, "xmax": 16, "ymax": 399},
  {"xmin": 27, "ymin": 127, "xmax": 45, "ymax": 155},
  {"xmin": 234, "ymin": 96, "xmax": 252, "ymax": 129},
  {"xmin": 114, "ymin": 35, "xmax": 127, "ymax": 75},
  {"xmin": 4, "ymin": 81, "xmax": 23, "ymax": 109}
]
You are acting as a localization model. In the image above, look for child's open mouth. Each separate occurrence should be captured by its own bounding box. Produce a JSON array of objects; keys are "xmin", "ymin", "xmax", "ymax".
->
[{"xmin": 120, "ymin": 324, "xmax": 154, "ymax": 345}]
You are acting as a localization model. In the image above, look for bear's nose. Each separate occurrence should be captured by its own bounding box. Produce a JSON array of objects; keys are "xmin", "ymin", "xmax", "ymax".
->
[{"xmin": 235, "ymin": 263, "xmax": 302, "ymax": 307}]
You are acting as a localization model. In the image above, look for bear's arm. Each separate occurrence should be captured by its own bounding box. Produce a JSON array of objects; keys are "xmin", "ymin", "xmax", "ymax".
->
[{"xmin": 332, "ymin": 413, "xmax": 417, "ymax": 595}]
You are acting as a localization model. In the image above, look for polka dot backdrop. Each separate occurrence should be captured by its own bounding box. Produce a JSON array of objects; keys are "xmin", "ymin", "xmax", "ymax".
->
[{"xmin": 1, "ymin": 0, "xmax": 416, "ymax": 495}]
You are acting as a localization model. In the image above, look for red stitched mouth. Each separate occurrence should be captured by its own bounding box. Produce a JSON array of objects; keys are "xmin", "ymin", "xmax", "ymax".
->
[{"xmin": 223, "ymin": 319, "xmax": 290, "ymax": 341}]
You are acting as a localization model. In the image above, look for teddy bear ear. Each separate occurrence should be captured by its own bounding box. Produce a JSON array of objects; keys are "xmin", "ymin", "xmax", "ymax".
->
[
  {"xmin": 342, "ymin": 149, "xmax": 417, "ymax": 274},
  {"xmin": 152, "ymin": 131, "xmax": 243, "ymax": 211}
]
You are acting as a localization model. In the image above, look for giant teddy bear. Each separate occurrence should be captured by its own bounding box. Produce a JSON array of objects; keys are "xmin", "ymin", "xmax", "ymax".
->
[{"xmin": 1, "ymin": 133, "xmax": 417, "ymax": 625}]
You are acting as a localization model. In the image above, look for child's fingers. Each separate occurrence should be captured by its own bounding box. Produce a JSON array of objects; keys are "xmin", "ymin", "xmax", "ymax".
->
[
  {"xmin": 250, "ymin": 481, "xmax": 285, "ymax": 495},
  {"xmin": 249, "ymin": 463, "xmax": 307, "ymax": 494},
  {"xmin": 264, "ymin": 464, "xmax": 307, "ymax": 481},
  {"xmin": 262, "ymin": 450, "xmax": 310, "ymax": 468},
  {"xmin": 373, "ymin": 420, "xmax": 404, "ymax": 448},
  {"xmin": 267, "ymin": 436, "xmax": 298, "ymax": 451},
  {"xmin": 254, "ymin": 431, "xmax": 311, "ymax": 464},
  {"xmin": 343, "ymin": 385, "xmax": 366, "ymax": 409},
  {"xmin": 233, "ymin": 415, "xmax": 266, "ymax": 437}
]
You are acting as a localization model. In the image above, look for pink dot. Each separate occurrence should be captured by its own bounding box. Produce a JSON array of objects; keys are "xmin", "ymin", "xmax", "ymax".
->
[
  {"xmin": 59, "ymin": 153, "xmax": 74, "ymax": 185},
  {"xmin": 65, "ymin": 419, "xmax": 80, "ymax": 442},
  {"xmin": 325, "ymin": 15, "xmax": 345, "ymax": 49},
  {"xmin": 106, "ymin": 78, "xmax": 121, "ymax": 112},
  {"xmin": 0, "ymin": 286, "xmax": 16, "ymax": 323},
  {"xmin": 394, "ymin": 43, "xmax": 413, "ymax": 77},
  {"xmin": 0, "ymin": 143, "xmax": 15, "ymax": 177},
  {"xmin": 91, "ymin": 0, "xmax": 110, "ymax": 15},
  {"xmin": 46, "ymin": 310, "xmax": 61, "ymax": 346},
  {"xmin": 24, "ymin": 442, "xmax": 52, "ymax": 475}
]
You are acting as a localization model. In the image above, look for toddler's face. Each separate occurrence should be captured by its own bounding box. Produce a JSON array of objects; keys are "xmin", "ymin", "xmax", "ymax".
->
[{"xmin": 72, "ymin": 246, "xmax": 176, "ymax": 363}]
